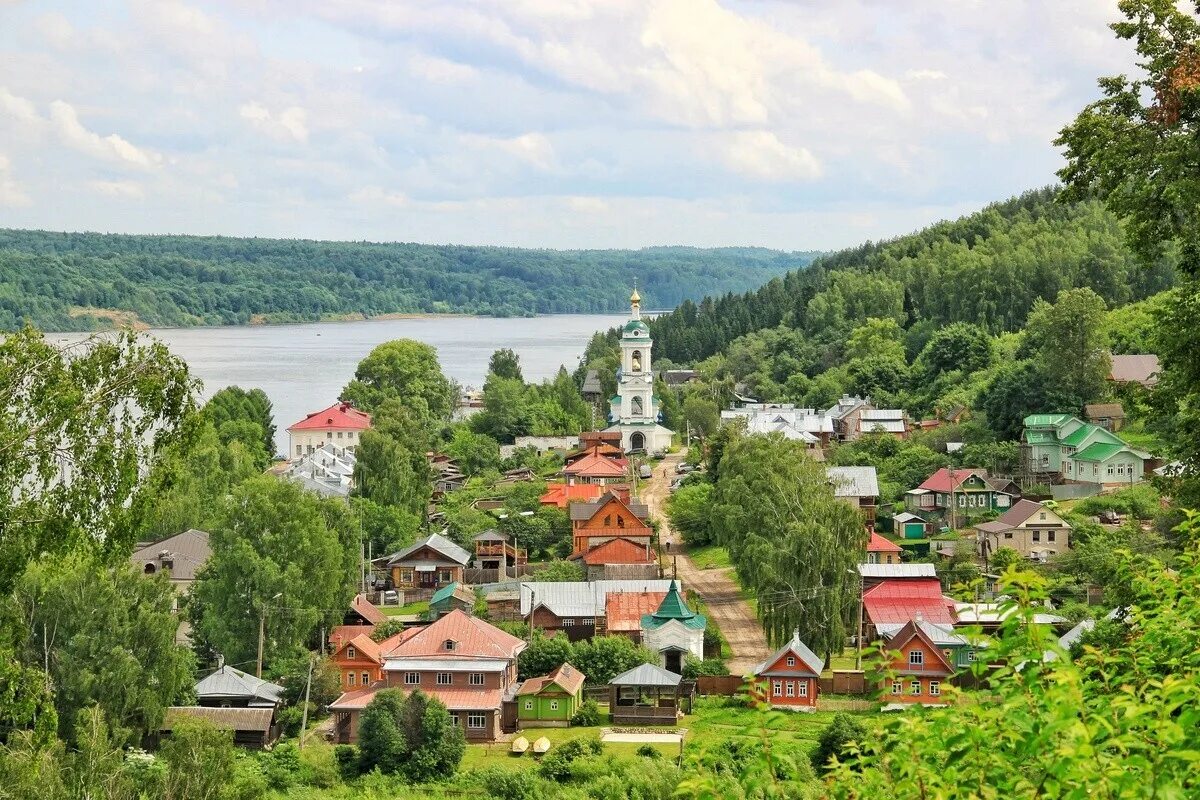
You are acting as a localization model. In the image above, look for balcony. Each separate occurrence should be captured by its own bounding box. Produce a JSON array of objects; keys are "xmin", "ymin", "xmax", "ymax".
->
[{"xmin": 474, "ymin": 544, "xmax": 529, "ymax": 564}]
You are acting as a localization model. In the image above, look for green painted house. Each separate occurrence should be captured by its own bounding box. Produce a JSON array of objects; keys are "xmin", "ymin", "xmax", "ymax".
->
[
  {"xmin": 429, "ymin": 582, "xmax": 475, "ymax": 618},
  {"xmin": 1022, "ymin": 415, "xmax": 1151, "ymax": 486},
  {"xmin": 517, "ymin": 662, "xmax": 586, "ymax": 727}
]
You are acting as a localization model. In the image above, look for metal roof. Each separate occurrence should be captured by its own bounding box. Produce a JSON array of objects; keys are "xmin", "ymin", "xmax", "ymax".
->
[
  {"xmin": 388, "ymin": 532, "xmax": 471, "ymax": 567},
  {"xmin": 1109, "ymin": 354, "xmax": 1160, "ymax": 385},
  {"xmin": 382, "ymin": 659, "xmax": 508, "ymax": 672},
  {"xmin": 129, "ymin": 529, "xmax": 211, "ymax": 581},
  {"xmin": 162, "ymin": 706, "xmax": 274, "ymax": 733},
  {"xmin": 752, "ymin": 631, "xmax": 825, "ymax": 676},
  {"xmin": 877, "ymin": 620, "xmax": 970, "ymax": 647},
  {"xmin": 857, "ymin": 563, "xmax": 936, "ymax": 579},
  {"xmin": 520, "ymin": 580, "xmax": 675, "ymax": 617},
  {"xmin": 827, "ymin": 466, "xmax": 879, "ymax": 498},
  {"xmin": 609, "ymin": 662, "xmax": 682, "ymax": 687},
  {"xmin": 1074, "ymin": 441, "xmax": 1146, "ymax": 462},
  {"xmin": 195, "ymin": 665, "xmax": 284, "ymax": 707}
]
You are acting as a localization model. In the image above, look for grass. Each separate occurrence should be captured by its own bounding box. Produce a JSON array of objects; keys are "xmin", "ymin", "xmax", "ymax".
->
[
  {"xmin": 381, "ymin": 600, "xmax": 429, "ymax": 617},
  {"xmin": 685, "ymin": 543, "xmax": 732, "ymax": 570},
  {"xmin": 825, "ymin": 648, "xmax": 860, "ymax": 673}
]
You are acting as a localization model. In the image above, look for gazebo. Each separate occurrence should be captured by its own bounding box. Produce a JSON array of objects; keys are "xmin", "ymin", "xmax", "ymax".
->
[{"xmin": 608, "ymin": 663, "xmax": 692, "ymax": 725}]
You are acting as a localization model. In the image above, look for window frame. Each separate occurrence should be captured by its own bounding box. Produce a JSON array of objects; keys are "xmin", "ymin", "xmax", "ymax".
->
[
  {"xmin": 910, "ymin": 680, "xmax": 921, "ymax": 695},
  {"xmin": 908, "ymin": 650, "xmax": 924, "ymax": 667},
  {"xmin": 929, "ymin": 680, "xmax": 941, "ymax": 696},
  {"xmin": 772, "ymin": 680, "xmax": 782, "ymax": 697},
  {"xmin": 405, "ymin": 672, "xmax": 420, "ymax": 685},
  {"xmin": 467, "ymin": 713, "xmax": 487, "ymax": 729},
  {"xmin": 469, "ymin": 672, "xmax": 485, "ymax": 686},
  {"xmin": 891, "ymin": 680, "xmax": 903, "ymax": 695},
  {"xmin": 437, "ymin": 672, "xmax": 453, "ymax": 686}
]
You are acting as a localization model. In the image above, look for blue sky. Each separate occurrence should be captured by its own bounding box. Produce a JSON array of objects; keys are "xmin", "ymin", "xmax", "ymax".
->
[{"xmin": 0, "ymin": 0, "xmax": 1137, "ymax": 250}]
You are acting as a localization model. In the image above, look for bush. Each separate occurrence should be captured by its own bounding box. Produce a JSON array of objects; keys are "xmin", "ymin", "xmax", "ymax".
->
[
  {"xmin": 334, "ymin": 744, "xmax": 360, "ymax": 780},
  {"xmin": 682, "ymin": 656, "xmax": 727, "ymax": 679},
  {"xmin": 1074, "ymin": 484, "xmax": 1160, "ymax": 519},
  {"xmin": 811, "ymin": 712, "xmax": 868, "ymax": 772},
  {"xmin": 636, "ymin": 743, "xmax": 663, "ymax": 759},
  {"xmin": 537, "ymin": 738, "xmax": 603, "ymax": 781},
  {"xmin": 570, "ymin": 698, "xmax": 601, "ymax": 727},
  {"xmin": 371, "ymin": 618, "xmax": 406, "ymax": 642},
  {"xmin": 472, "ymin": 767, "xmax": 552, "ymax": 800}
]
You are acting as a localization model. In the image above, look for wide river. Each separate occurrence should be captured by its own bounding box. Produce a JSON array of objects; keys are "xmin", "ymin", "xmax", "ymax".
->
[{"xmin": 49, "ymin": 314, "xmax": 628, "ymax": 456}]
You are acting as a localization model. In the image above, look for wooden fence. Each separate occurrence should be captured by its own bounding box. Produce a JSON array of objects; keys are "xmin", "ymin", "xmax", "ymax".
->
[
  {"xmin": 695, "ymin": 675, "xmax": 746, "ymax": 696},
  {"xmin": 819, "ymin": 670, "xmax": 867, "ymax": 695}
]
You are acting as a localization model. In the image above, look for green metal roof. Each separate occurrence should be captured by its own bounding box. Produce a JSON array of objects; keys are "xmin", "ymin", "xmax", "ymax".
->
[
  {"xmin": 1061, "ymin": 424, "xmax": 1101, "ymax": 447},
  {"xmin": 430, "ymin": 582, "xmax": 460, "ymax": 605},
  {"xmin": 1024, "ymin": 413, "xmax": 1072, "ymax": 428},
  {"xmin": 1072, "ymin": 442, "xmax": 1128, "ymax": 462},
  {"xmin": 641, "ymin": 580, "xmax": 707, "ymax": 631},
  {"xmin": 1025, "ymin": 431, "xmax": 1056, "ymax": 444},
  {"xmin": 622, "ymin": 319, "xmax": 650, "ymax": 336}
]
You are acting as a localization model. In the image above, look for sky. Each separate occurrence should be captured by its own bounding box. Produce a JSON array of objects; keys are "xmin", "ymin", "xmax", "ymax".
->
[{"xmin": 0, "ymin": 0, "xmax": 1139, "ymax": 251}]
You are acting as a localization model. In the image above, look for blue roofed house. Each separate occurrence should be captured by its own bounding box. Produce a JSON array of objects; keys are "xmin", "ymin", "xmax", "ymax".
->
[{"xmin": 1022, "ymin": 414, "xmax": 1151, "ymax": 487}]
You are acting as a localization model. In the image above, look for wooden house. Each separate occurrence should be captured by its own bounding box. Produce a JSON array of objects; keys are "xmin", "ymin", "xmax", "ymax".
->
[
  {"xmin": 386, "ymin": 533, "xmax": 471, "ymax": 591},
  {"xmin": 517, "ymin": 662, "xmax": 585, "ymax": 727},
  {"xmin": 430, "ymin": 581, "xmax": 476, "ymax": 617},
  {"xmin": 751, "ymin": 632, "xmax": 824, "ymax": 710},
  {"xmin": 880, "ymin": 617, "xmax": 954, "ymax": 706}
]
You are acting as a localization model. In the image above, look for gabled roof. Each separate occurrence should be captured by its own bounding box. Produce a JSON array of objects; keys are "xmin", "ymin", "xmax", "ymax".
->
[
  {"xmin": 540, "ymin": 482, "xmax": 606, "ymax": 508},
  {"xmin": 1074, "ymin": 441, "xmax": 1149, "ymax": 462},
  {"xmin": 569, "ymin": 537, "xmax": 655, "ymax": 566},
  {"xmin": 195, "ymin": 665, "xmax": 284, "ymax": 707},
  {"xmin": 386, "ymin": 609, "xmax": 524, "ymax": 661},
  {"xmin": 431, "ymin": 582, "xmax": 475, "ymax": 607},
  {"xmin": 1060, "ymin": 423, "xmax": 1111, "ymax": 448},
  {"xmin": 337, "ymin": 633, "xmax": 383, "ymax": 665},
  {"xmin": 1023, "ymin": 413, "xmax": 1074, "ymax": 428},
  {"xmin": 610, "ymin": 663, "xmax": 681, "ymax": 687},
  {"xmin": 1085, "ymin": 403, "xmax": 1125, "ymax": 419},
  {"xmin": 562, "ymin": 453, "xmax": 628, "ymax": 478},
  {"xmin": 876, "ymin": 620, "xmax": 970, "ymax": 647},
  {"xmin": 827, "ymin": 466, "xmax": 879, "ymax": 498},
  {"xmin": 163, "ymin": 706, "xmax": 274, "ymax": 733},
  {"xmin": 329, "ymin": 624, "xmax": 375, "ymax": 651},
  {"xmin": 518, "ymin": 662, "xmax": 586, "ymax": 696},
  {"xmin": 917, "ymin": 468, "xmax": 988, "ymax": 493},
  {"xmin": 473, "ymin": 529, "xmax": 507, "ymax": 542},
  {"xmin": 605, "ymin": 591, "xmax": 668, "ymax": 632},
  {"xmin": 892, "ymin": 512, "xmax": 925, "ymax": 524},
  {"xmin": 520, "ymin": 580, "xmax": 675, "ymax": 618},
  {"xmin": 994, "ymin": 499, "xmax": 1058, "ymax": 527},
  {"xmin": 857, "ymin": 563, "xmax": 937, "ymax": 579},
  {"xmin": 1108, "ymin": 354, "xmax": 1160, "ymax": 385},
  {"xmin": 886, "ymin": 617, "xmax": 955, "ymax": 674},
  {"xmin": 582, "ymin": 370, "xmax": 603, "ymax": 394},
  {"xmin": 753, "ymin": 631, "xmax": 825, "ymax": 677},
  {"xmin": 288, "ymin": 401, "xmax": 372, "ymax": 431},
  {"xmin": 568, "ymin": 491, "xmax": 649, "ymax": 523},
  {"xmin": 867, "ymin": 532, "xmax": 903, "ymax": 553},
  {"xmin": 863, "ymin": 579, "xmax": 956, "ymax": 626},
  {"xmin": 642, "ymin": 580, "xmax": 705, "ymax": 631},
  {"xmin": 350, "ymin": 593, "xmax": 387, "ymax": 625},
  {"xmin": 387, "ymin": 533, "xmax": 471, "ymax": 567},
  {"xmin": 130, "ymin": 528, "xmax": 212, "ymax": 581}
]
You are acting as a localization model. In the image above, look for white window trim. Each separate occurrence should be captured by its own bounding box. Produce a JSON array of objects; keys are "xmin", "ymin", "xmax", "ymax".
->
[
  {"xmin": 798, "ymin": 681, "xmax": 808, "ymax": 697},
  {"xmin": 891, "ymin": 680, "xmax": 903, "ymax": 695},
  {"xmin": 909, "ymin": 650, "xmax": 924, "ymax": 666},
  {"xmin": 469, "ymin": 673, "xmax": 485, "ymax": 686},
  {"xmin": 467, "ymin": 713, "xmax": 487, "ymax": 729},
  {"xmin": 405, "ymin": 672, "xmax": 420, "ymax": 685},
  {"xmin": 772, "ymin": 681, "xmax": 782, "ymax": 697},
  {"xmin": 786, "ymin": 656, "xmax": 796, "ymax": 667},
  {"xmin": 929, "ymin": 681, "xmax": 941, "ymax": 696},
  {"xmin": 549, "ymin": 700, "xmax": 559, "ymax": 711},
  {"xmin": 910, "ymin": 680, "xmax": 921, "ymax": 695},
  {"xmin": 437, "ymin": 672, "xmax": 453, "ymax": 685},
  {"xmin": 524, "ymin": 700, "xmax": 533, "ymax": 710},
  {"xmin": 785, "ymin": 682, "xmax": 795, "ymax": 697}
]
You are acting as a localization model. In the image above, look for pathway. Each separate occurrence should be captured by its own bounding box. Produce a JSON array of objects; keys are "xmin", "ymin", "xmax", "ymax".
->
[{"xmin": 643, "ymin": 450, "xmax": 771, "ymax": 675}]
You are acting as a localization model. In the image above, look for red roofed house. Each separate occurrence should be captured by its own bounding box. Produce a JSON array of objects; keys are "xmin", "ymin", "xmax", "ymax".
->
[
  {"xmin": 865, "ymin": 532, "xmax": 903, "ymax": 565},
  {"xmin": 539, "ymin": 482, "xmax": 605, "ymax": 509},
  {"xmin": 328, "ymin": 625, "xmax": 374, "ymax": 652},
  {"xmin": 287, "ymin": 401, "xmax": 372, "ymax": 458},
  {"xmin": 862, "ymin": 578, "xmax": 956, "ymax": 643},
  {"xmin": 570, "ymin": 537, "xmax": 657, "ymax": 579},
  {"xmin": 904, "ymin": 468, "xmax": 1020, "ymax": 519},
  {"xmin": 603, "ymin": 591, "xmax": 668, "ymax": 642},
  {"xmin": 345, "ymin": 593, "xmax": 387, "ymax": 626},
  {"xmin": 562, "ymin": 450, "xmax": 629, "ymax": 485},
  {"xmin": 880, "ymin": 616, "xmax": 955, "ymax": 706},
  {"xmin": 329, "ymin": 609, "xmax": 525, "ymax": 743},
  {"xmin": 330, "ymin": 630, "xmax": 411, "ymax": 691},
  {"xmin": 751, "ymin": 632, "xmax": 825, "ymax": 709},
  {"xmin": 570, "ymin": 491, "xmax": 652, "ymax": 553}
]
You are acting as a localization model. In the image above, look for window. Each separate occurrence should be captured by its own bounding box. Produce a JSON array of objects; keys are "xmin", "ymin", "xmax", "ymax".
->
[
  {"xmin": 929, "ymin": 681, "xmax": 941, "ymax": 696},
  {"xmin": 337, "ymin": 431, "xmax": 343, "ymax": 439},
  {"xmin": 524, "ymin": 700, "xmax": 533, "ymax": 711},
  {"xmin": 785, "ymin": 682, "xmax": 795, "ymax": 697},
  {"xmin": 891, "ymin": 680, "xmax": 903, "ymax": 695},
  {"xmin": 326, "ymin": 431, "xmax": 333, "ymax": 439},
  {"xmin": 439, "ymin": 570, "xmax": 452, "ymax": 583},
  {"xmin": 604, "ymin": 514, "xmax": 612, "ymax": 526},
  {"xmin": 967, "ymin": 650, "xmax": 976, "ymax": 662},
  {"xmin": 773, "ymin": 681, "xmax": 782, "ymax": 697},
  {"xmin": 910, "ymin": 680, "xmax": 921, "ymax": 695},
  {"xmin": 549, "ymin": 701, "xmax": 559, "ymax": 711},
  {"xmin": 295, "ymin": 445, "xmax": 302, "ymax": 456},
  {"xmin": 1107, "ymin": 465, "xmax": 1115, "ymax": 476},
  {"xmin": 1004, "ymin": 532, "xmax": 1013, "ymax": 539},
  {"xmin": 617, "ymin": 516, "xmax": 625, "ymax": 528},
  {"xmin": 400, "ymin": 569, "xmax": 414, "ymax": 584},
  {"xmin": 1032, "ymin": 531, "xmax": 1041, "ymax": 542},
  {"xmin": 467, "ymin": 713, "xmax": 487, "ymax": 729},
  {"xmin": 405, "ymin": 672, "xmax": 420, "ymax": 685},
  {"xmin": 437, "ymin": 673, "xmax": 452, "ymax": 685},
  {"xmin": 786, "ymin": 656, "xmax": 796, "ymax": 667},
  {"xmin": 798, "ymin": 681, "xmax": 808, "ymax": 697},
  {"xmin": 581, "ymin": 618, "xmax": 595, "ymax": 626},
  {"xmin": 562, "ymin": 619, "xmax": 575, "ymax": 627},
  {"xmin": 347, "ymin": 672, "xmax": 356, "ymax": 687},
  {"xmin": 362, "ymin": 672, "xmax": 369, "ymax": 686},
  {"xmin": 346, "ymin": 646, "xmax": 356, "ymax": 660},
  {"xmin": 1039, "ymin": 512, "xmax": 1047, "ymax": 520},
  {"xmin": 868, "ymin": 552, "xmax": 879, "ymax": 564},
  {"xmin": 909, "ymin": 650, "xmax": 924, "ymax": 667},
  {"xmin": 942, "ymin": 649, "xmax": 953, "ymax": 661},
  {"xmin": 1048, "ymin": 531, "xmax": 1056, "ymax": 542},
  {"xmin": 444, "ymin": 640, "xmax": 457, "ymax": 651},
  {"xmin": 470, "ymin": 673, "xmax": 484, "ymax": 686},
  {"xmin": 957, "ymin": 495, "xmax": 966, "ymax": 507}
]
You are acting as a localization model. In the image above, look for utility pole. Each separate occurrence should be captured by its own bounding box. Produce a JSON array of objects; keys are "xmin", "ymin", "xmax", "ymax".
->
[
  {"xmin": 298, "ymin": 655, "xmax": 315, "ymax": 749},
  {"xmin": 855, "ymin": 572, "xmax": 864, "ymax": 671},
  {"xmin": 527, "ymin": 589, "xmax": 535, "ymax": 642},
  {"xmin": 256, "ymin": 609, "xmax": 266, "ymax": 679}
]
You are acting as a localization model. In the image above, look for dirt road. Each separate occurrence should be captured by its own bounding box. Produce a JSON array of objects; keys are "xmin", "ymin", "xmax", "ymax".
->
[{"xmin": 643, "ymin": 449, "xmax": 770, "ymax": 675}]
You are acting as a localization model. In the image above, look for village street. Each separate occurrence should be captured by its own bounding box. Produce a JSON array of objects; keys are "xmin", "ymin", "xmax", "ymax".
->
[{"xmin": 643, "ymin": 449, "xmax": 770, "ymax": 675}]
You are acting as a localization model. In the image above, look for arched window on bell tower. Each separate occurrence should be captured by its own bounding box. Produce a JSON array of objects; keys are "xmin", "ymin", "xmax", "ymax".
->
[{"xmin": 631, "ymin": 350, "xmax": 642, "ymax": 373}]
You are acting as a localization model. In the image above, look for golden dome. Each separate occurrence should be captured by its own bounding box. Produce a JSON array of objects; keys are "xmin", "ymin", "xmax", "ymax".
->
[{"xmin": 630, "ymin": 287, "xmax": 641, "ymax": 303}]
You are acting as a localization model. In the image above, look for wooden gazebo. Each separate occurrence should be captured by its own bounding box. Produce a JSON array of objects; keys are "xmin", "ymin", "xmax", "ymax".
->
[{"xmin": 608, "ymin": 663, "xmax": 692, "ymax": 725}]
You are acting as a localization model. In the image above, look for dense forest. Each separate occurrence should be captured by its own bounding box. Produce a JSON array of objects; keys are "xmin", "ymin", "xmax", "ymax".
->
[
  {"xmin": 646, "ymin": 189, "xmax": 1176, "ymax": 365},
  {"xmin": 0, "ymin": 228, "xmax": 819, "ymax": 331}
]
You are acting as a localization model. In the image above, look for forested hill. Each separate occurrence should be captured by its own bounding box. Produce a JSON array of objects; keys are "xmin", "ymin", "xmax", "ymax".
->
[
  {"xmin": 0, "ymin": 229, "xmax": 821, "ymax": 331},
  {"xmin": 648, "ymin": 188, "xmax": 1176, "ymax": 364}
]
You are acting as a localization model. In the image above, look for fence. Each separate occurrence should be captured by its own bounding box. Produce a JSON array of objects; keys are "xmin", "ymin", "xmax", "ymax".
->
[
  {"xmin": 1049, "ymin": 482, "xmax": 1101, "ymax": 500},
  {"xmin": 695, "ymin": 675, "xmax": 746, "ymax": 696},
  {"xmin": 463, "ymin": 565, "xmax": 538, "ymax": 584},
  {"xmin": 818, "ymin": 671, "xmax": 867, "ymax": 695}
]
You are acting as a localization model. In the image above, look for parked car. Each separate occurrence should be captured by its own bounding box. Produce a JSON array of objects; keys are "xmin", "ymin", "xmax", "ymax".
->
[
  {"xmin": 675, "ymin": 463, "xmax": 696, "ymax": 475},
  {"xmin": 670, "ymin": 479, "xmax": 684, "ymax": 492},
  {"xmin": 1099, "ymin": 509, "xmax": 1121, "ymax": 525},
  {"xmin": 638, "ymin": 464, "xmax": 653, "ymax": 479}
]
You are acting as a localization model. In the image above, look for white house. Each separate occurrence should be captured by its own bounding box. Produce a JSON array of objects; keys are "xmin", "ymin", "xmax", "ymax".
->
[{"xmin": 640, "ymin": 581, "xmax": 706, "ymax": 674}]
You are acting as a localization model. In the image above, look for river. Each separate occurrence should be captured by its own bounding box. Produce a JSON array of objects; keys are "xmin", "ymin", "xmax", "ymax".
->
[{"xmin": 49, "ymin": 314, "xmax": 628, "ymax": 456}]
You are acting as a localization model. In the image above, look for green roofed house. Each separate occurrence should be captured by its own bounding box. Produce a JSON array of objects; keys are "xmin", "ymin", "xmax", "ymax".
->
[
  {"xmin": 516, "ymin": 662, "xmax": 586, "ymax": 727},
  {"xmin": 641, "ymin": 580, "xmax": 706, "ymax": 674},
  {"xmin": 430, "ymin": 582, "xmax": 475, "ymax": 617},
  {"xmin": 1022, "ymin": 414, "xmax": 1151, "ymax": 487}
]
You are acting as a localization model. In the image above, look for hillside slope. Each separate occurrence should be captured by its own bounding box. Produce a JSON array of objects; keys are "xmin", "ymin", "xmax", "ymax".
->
[{"xmin": 0, "ymin": 229, "xmax": 820, "ymax": 331}]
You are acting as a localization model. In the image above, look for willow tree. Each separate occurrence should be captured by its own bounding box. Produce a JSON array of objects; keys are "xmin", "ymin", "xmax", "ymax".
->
[{"xmin": 709, "ymin": 432, "xmax": 867, "ymax": 656}]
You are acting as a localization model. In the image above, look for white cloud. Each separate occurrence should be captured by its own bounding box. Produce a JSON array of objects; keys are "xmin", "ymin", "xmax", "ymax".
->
[
  {"xmin": 567, "ymin": 195, "xmax": 610, "ymax": 214},
  {"xmin": 349, "ymin": 186, "xmax": 410, "ymax": 207},
  {"xmin": 459, "ymin": 131, "xmax": 557, "ymax": 171},
  {"xmin": 239, "ymin": 102, "xmax": 310, "ymax": 143},
  {"xmin": 88, "ymin": 180, "xmax": 145, "ymax": 199},
  {"xmin": 48, "ymin": 101, "xmax": 161, "ymax": 168},
  {"xmin": 0, "ymin": 155, "xmax": 31, "ymax": 208},
  {"xmin": 906, "ymin": 69, "xmax": 948, "ymax": 81},
  {"xmin": 408, "ymin": 53, "xmax": 478, "ymax": 83},
  {"xmin": 0, "ymin": 87, "xmax": 40, "ymax": 125},
  {"xmin": 718, "ymin": 131, "xmax": 821, "ymax": 182}
]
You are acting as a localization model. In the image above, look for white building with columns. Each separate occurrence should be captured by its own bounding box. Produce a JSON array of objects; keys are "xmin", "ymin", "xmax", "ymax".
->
[{"xmin": 604, "ymin": 288, "xmax": 674, "ymax": 453}]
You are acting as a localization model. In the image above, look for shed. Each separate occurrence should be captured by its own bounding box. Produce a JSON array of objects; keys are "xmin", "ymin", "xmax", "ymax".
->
[
  {"xmin": 430, "ymin": 581, "xmax": 476, "ymax": 617},
  {"xmin": 608, "ymin": 663, "xmax": 692, "ymax": 725},
  {"xmin": 892, "ymin": 512, "xmax": 928, "ymax": 540},
  {"xmin": 160, "ymin": 706, "xmax": 279, "ymax": 749}
]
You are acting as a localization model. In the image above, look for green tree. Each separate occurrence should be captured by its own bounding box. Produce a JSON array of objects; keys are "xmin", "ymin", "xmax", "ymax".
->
[
  {"xmin": 517, "ymin": 632, "xmax": 575, "ymax": 680},
  {"xmin": 528, "ymin": 560, "xmax": 585, "ymax": 582},
  {"xmin": 353, "ymin": 399, "xmax": 433, "ymax": 518},
  {"xmin": 667, "ymin": 482, "xmax": 714, "ymax": 545},
  {"xmin": 158, "ymin": 717, "xmax": 238, "ymax": 800},
  {"xmin": 844, "ymin": 317, "xmax": 906, "ymax": 363},
  {"xmin": 571, "ymin": 636, "xmax": 658, "ymax": 685},
  {"xmin": 202, "ymin": 386, "xmax": 276, "ymax": 462},
  {"xmin": 916, "ymin": 322, "xmax": 993, "ymax": 378},
  {"xmin": 979, "ymin": 361, "xmax": 1081, "ymax": 441},
  {"xmin": 810, "ymin": 712, "xmax": 867, "ymax": 772},
  {"xmin": 444, "ymin": 427, "xmax": 502, "ymax": 475},
  {"xmin": 472, "ymin": 375, "xmax": 531, "ymax": 443},
  {"xmin": 189, "ymin": 476, "xmax": 356, "ymax": 669},
  {"xmin": 488, "ymin": 348, "xmax": 524, "ymax": 382},
  {"xmin": 357, "ymin": 689, "xmax": 408, "ymax": 775},
  {"xmin": 370, "ymin": 618, "xmax": 406, "ymax": 643},
  {"xmin": 15, "ymin": 557, "xmax": 195, "ymax": 747},
  {"xmin": 342, "ymin": 339, "xmax": 454, "ymax": 419},
  {"xmin": 1023, "ymin": 288, "xmax": 1112, "ymax": 403},
  {"xmin": 397, "ymin": 690, "xmax": 465, "ymax": 782},
  {"xmin": 682, "ymin": 395, "xmax": 720, "ymax": 440},
  {"xmin": 988, "ymin": 546, "xmax": 1022, "ymax": 574}
]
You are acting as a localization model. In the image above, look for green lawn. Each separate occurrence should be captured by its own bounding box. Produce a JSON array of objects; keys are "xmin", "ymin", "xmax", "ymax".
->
[
  {"xmin": 381, "ymin": 600, "xmax": 429, "ymax": 617},
  {"xmin": 685, "ymin": 543, "xmax": 732, "ymax": 570},
  {"xmin": 825, "ymin": 648, "xmax": 860, "ymax": 673}
]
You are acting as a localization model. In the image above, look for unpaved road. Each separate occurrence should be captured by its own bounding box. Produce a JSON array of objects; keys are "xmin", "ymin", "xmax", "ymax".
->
[{"xmin": 644, "ymin": 449, "xmax": 770, "ymax": 675}]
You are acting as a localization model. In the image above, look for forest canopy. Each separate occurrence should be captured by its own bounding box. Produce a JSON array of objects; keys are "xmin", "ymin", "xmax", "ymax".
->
[{"xmin": 0, "ymin": 228, "xmax": 819, "ymax": 331}]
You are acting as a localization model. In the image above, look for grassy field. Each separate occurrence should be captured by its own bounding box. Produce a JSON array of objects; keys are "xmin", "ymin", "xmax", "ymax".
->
[
  {"xmin": 381, "ymin": 600, "xmax": 429, "ymax": 617},
  {"xmin": 685, "ymin": 543, "xmax": 732, "ymax": 570}
]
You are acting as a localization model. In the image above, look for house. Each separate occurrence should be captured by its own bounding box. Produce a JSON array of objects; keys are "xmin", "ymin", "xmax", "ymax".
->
[
  {"xmin": 521, "ymin": 580, "xmax": 675, "ymax": 641},
  {"xmin": 332, "ymin": 632, "xmax": 396, "ymax": 691},
  {"xmin": 658, "ymin": 369, "xmax": 699, "ymax": 387},
  {"xmin": 287, "ymin": 401, "xmax": 371, "ymax": 458},
  {"xmin": 387, "ymin": 533, "xmax": 472, "ymax": 591},
  {"xmin": 329, "ymin": 609, "xmax": 526, "ymax": 743},
  {"xmin": 430, "ymin": 582, "xmax": 476, "ymax": 616},
  {"xmin": 1022, "ymin": 414, "xmax": 1151, "ymax": 486},
  {"xmin": 195, "ymin": 664, "xmax": 284, "ymax": 710},
  {"xmin": 569, "ymin": 537, "xmax": 658, "ymax": 580},
  {"xmin": 876, "ymin": 618, "xmax": 977, "ymax": 670},
  {"xmin": 828, "ymin": 466, "xmax": 880, "ymax": 530},
  {"xmin": 1108, "ymin": 354, "xmax": 1160, "ymax": 387},
  {"xmin": 641, "ymin": 580, "xmax": 706, "ymax": 673},
  {"xmin": 953, "ymin": 601, "xmax": 1067, "ymax": 635},
  {"xmin": 826, "ymin": 395, "xmax": 874, "ymax": 442},
  {"xmin": 720, "ymin": 403, "xmax": 833, "ymax": 447},
  {"xmin": 603, "ymin": 590, "xmax": 668, "ymax": 643},
  {"xmin": 561, "ymin": 450, "xmax": 629, "ymax": 485},
  {"xmin": 1085, "ymin": 403, "xmax": 1126, "ymax": 432},
  {"xmin": 328, "ymin": 625, "xmax": 375, "ymax": 651},
  {"xmin": 865, "ymin": 532, "xmax": 903, "ymax": 565},
  {"xmin": 892, "ymin": 512, "xmax": 929, "ymax": 540},
  {"xmin": 861, "ymin": 575, "xmax": 956, "ymax": 642},
  {"xmin": 130, "ymin": 528, "xmax": 211, "ymax": 643},
  {"xmin": 472, "ymin": 530, "xmax": 527, "ymax": 575},
  {"xmin": 751, "ymin": 632, "xmax": 824, "ymax": 710},
  {"xmin": 857, "ymin": 408, "xmax": 910, "ymax": 440},
  {"xmin": 345, "ymin": 593, "xmax": 387, "ymax": 627},
  {"xmin": 569, "ymin": 491, "xmax": 653, "ymax": 557},
  {"xmin": 879, "ymin": 617, "xmax": 954, "ymax": 706},
  {"xmin": 453, "ymin": 389, "xmax": 485, "ymax": 422},
  {"xmin": 516, "ymin": 662, "xmax": 586, "ymax": 727},
  {"xmin": 608, "ymin": 663, "xmax": 692, "ymax": 725},
  {"xmin": 857, "ymin": 562, "xmax": 939, "ymax": 590},
  {"xmin": 539, "ymin": 482, "xmax": 605, "ymax": 509},
  {"xmin": 161, "ymin": 706, "xmax": 279, "ymax": 749},
  {"xmin": 973, "ymin": 499, "xmax": 1072, "ymax": 562},
  {"xmin": 281, "ymin": 442, "xmax": 357, "ymax": 497},
  {"xmin": 905, "ymin": 468, "xmax": 1020, "ymax": 520}
]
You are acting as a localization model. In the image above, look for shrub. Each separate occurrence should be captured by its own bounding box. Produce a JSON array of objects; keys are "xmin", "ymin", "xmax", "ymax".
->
[
  {"xmin": 259, "ymin": 742, "xmax": 305, "ymax": 790},
  {"xmin": 636, "ymin": 743, "xmax": 663, "ymax": 759},
  {"xmin": 812, "ymin": 713, "xmax": 868, "ymax": 772},
  {"xmin": 682, "ymin": 656, "xmax": 727, "ymax": 679},
  {"xmin": 334, "ymin": 744, "xmax": 360, "ymax": 780},
  {"xmin": 469, "ymin": 767, "xmax": 550, "ymax": 800},
  {"xmin": 371, "ymin": 618, "xmax": 406, "ymax": 642},
  {"xmin": 570, "ymin": 698, "xmax": 601, "ymax": 727},
  {"xmin": 537, "ymin": 738, "xmax": 602, "ymax": 781}
]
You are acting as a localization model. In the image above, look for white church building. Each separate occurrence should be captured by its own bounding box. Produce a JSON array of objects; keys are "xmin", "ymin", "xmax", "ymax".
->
[{"xmin": 605, "ymin": 288, "xmax": 675, "ymax": 453}]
